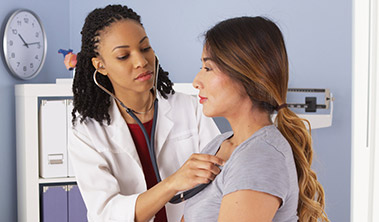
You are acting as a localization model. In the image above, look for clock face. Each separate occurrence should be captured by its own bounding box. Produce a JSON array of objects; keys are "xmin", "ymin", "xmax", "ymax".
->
[{"xmin": 3, "ymin": 9, "xmax": 47, "ymax": 80}]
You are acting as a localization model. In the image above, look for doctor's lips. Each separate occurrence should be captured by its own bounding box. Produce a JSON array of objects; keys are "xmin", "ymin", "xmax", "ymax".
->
[
  {"xmin": 135, "ymin": 71, "xmax": 153, "ymax": 81},
  {"xmin": 199, "ymin": 95, "xmax": 208, "ymax": 104}
]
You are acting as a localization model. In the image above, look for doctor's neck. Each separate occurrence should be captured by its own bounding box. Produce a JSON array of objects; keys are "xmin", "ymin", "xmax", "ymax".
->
[{"xmin": 116, "ymin": 90, "xmax": 155, "ymax": 124}]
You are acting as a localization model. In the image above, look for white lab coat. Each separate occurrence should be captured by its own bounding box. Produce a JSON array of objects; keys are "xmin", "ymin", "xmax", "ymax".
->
[{"xmin": 69, "ymin": 92, "xmax": 220, "ymax": 222}]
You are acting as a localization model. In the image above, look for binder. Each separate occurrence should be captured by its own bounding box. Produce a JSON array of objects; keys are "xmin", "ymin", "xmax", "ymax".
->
[
  {"xmin": 39, "ymin": 99, "xmax": 68, "ymax": 178},
  {"xmin": 68, "ymin": 185, "xmax": 88, "ymax": 222},
  {"xmin": 41, "ymin": 185, "xmax": 68, "ymax": 222},
  {"xmin": 66, "ymin": 99, "xmax": 75, "ymax": 177}
]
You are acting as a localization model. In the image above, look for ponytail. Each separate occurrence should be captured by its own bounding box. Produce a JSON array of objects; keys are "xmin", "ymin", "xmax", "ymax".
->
[{"xmin": 275, "ymin": 108, "xmax": 329, "ymax": 222}]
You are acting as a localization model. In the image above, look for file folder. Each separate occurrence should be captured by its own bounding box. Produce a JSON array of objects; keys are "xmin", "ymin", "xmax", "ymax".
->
[
  {"xmin": 68, "ymin": 185, "xmax": 88, "ymax": 222},
  {"xmin": 41, "ymin": 185, "xmax": 68, "ymax": 222}
]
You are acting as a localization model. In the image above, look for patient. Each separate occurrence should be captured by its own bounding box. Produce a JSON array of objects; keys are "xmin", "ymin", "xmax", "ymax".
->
[{"xmin": 183, "ymin": 16, "xmax": 329, "ymax": 221}]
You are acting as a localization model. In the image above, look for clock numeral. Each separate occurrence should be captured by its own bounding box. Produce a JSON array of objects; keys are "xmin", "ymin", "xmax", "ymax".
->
[
  {"xmin": 23, "ymin": 66, "xmax": 27, "ymax": 72},
  {"xmin": 35, "ymin": 32, "xmax": 39, "ymax": 38},
  {"xmin": 35, "ymin": 55, "xmax": 39, "ymax": 60},
  {"xmin": 12, "ymin": 29, "xmax": 17, "ymax": 35},
  {"xmin": 17, "ymin": 62, "xmax": 20, "ymax": 67},
  {"xmin": 32, "ymin": 22, "xmax": 35, "ymax": 28},
  {"xmin": 9, "ymin": 40, "xmax": 13, "ymax": 46},
  {"xmin": 30, "ymin": 63, "xmax": 34, "ymax": 69},
  {"xmin": 11, "ymin": 53, "xmax": 15, "ymax": 58},
  {"xmin": 17, "ymin": 20, "xmax": 22, "ymax": 26},
  {"xmin": 37, "ymin": 43, "xmax": 41, "ymax": 49},
  {"xmin": 24, "ymin": 18, "xmax": 29, "ymax": 24}
]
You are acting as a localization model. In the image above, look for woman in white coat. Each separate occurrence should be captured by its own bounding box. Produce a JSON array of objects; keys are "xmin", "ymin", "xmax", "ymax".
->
[{"xmin": 69, "ymin": 5, "xmax": 222, "ymax": 222}]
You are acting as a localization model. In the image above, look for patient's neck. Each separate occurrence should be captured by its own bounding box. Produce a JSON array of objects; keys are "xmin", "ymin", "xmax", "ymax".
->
[{"xmin": 222, "ymin": 106, "xmax": 271, "ymax": 157}]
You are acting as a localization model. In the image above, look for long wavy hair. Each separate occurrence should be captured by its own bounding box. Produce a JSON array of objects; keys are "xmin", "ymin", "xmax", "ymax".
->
[
  {"xmin": 204, "ymin": 16, "xmax": 329, "ymax": 221},
  {"xmin": 72, "ymin": 4, "xmax": 174, "ymax": 125}
]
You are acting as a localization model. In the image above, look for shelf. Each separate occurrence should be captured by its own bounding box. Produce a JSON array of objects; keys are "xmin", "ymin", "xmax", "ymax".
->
[{"xmin": 39, "ymin": 177, "xmax": 76, "ymax": 184}]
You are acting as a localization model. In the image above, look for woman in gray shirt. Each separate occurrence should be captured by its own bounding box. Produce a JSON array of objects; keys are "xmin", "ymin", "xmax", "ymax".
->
[{"xmin": 183, "ymin": 16, "xmax": 329, "ymax": 222}]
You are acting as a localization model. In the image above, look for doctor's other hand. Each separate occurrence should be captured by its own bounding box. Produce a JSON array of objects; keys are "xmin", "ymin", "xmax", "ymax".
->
[{"xmin": 165, "ymin": 153, "xmax": 225, "ymax": 192}]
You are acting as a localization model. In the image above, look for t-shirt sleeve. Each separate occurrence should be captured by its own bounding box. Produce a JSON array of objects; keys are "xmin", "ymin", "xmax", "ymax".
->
[{"xmin": 222, "ymin": 140, "xmax": 290, "ymax": 203}]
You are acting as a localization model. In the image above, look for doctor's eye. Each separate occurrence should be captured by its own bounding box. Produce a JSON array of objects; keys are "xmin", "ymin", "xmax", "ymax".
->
[
  {"xmin": 141, "ymin": 46, "xmax": 152, "ymax": 52},
  {"xmin": 117, "ymin": 54, "xmax": 130, "ymax": 60}
]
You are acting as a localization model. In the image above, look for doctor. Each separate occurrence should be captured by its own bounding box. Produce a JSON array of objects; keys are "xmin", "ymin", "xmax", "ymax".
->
[{"xmin": 69, "ymin": 4, "xmax": 222, "ymax": 222}]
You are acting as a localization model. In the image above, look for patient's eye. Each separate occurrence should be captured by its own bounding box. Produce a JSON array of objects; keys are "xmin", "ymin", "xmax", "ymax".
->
[{"xmin": 202, "ymin": 65, "xmax": 213, "ymax": 72}]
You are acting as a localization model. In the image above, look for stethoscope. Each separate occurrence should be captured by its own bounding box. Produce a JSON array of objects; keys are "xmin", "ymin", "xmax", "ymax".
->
[{"xmin": 93, "ymin": 56, "xmax": 210, "ymax": 204}]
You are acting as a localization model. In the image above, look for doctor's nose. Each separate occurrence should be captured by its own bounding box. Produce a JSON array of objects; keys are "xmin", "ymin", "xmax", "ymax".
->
[{"xmin": 133, "ymin": 53, "xmax": 148, "ymax": 69}]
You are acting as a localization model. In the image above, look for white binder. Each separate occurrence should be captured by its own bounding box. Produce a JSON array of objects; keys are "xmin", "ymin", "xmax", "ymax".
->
[
  {"xmin": 66, "ymin": 99, "xmax": 75, "ymax": 177},
  {"xmin": 39, "ymin": 99, "xmax": 68, "ymax": 178}
]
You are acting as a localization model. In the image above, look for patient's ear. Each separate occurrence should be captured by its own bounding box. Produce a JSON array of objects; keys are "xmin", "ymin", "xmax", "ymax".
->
[{"xmin": 91, "ymin": 57, "xmax": 107, "ymax": 75}]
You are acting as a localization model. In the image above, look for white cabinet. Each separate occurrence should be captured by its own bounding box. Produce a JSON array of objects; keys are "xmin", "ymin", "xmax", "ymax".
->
[{"xmin": 15, "ymin": 80, "xmax": 75, "ymax": 222}]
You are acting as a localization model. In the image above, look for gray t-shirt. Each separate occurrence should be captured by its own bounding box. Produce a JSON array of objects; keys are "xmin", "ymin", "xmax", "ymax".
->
[{"xmin": 183, "ymin": 125, "xmax": 299, "ymax": 221}]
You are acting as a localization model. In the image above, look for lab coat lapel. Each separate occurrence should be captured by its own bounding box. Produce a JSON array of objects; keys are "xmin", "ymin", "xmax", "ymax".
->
[
  {"xmin": 155, "ymin": 95, "xmax": 174, "ymax": 159},
  {"xmin": 108, "ymin": 99, "xmax": 143, "ymax": 169}
]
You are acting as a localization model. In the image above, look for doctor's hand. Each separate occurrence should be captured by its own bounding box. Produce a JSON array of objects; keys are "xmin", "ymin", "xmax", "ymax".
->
[{"xmin": 165, "ymin": 153, "xmax": 225, "ymax": 192}]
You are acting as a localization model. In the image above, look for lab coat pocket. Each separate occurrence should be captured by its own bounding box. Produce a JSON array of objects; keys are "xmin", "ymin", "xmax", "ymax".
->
[{"xmin": 169, "ymin": 131, "xmax": 199, "ymax": 166}]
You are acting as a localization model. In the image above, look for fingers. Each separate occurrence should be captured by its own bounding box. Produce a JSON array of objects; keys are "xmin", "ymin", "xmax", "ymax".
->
[
  {"xmin": 194, "ymin": 169, "xmax": 217, "ymax": 182},
  {"xmin": 186, "ymin": 154, "xmax": 225, "ymax": 178},
  {"xmin": 167, "ymin": 153, "xmax": 226, "ymax": 192},
  {"xmin": 190, "ymin": 159, "xmax": 221, "ymax": 175},
  {"xmin": 194, "ymin": 176, "xmax": 212, "ymax": 185},
  {"xmin": 191, "ymin": 153, "xmax": 225, "ymax": 166}
]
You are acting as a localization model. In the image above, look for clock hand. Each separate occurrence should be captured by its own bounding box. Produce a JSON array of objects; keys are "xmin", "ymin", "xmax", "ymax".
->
[
  {"xmin": 18, "ymin": 34, "xmax": 29, "ymax": 48},
  {"xmin": 27, "ymin": 42, "xmax": 40, "ymax": 46}
]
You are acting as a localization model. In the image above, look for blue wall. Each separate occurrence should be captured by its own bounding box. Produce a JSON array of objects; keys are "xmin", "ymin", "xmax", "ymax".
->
[
  {"xmin": 0, "ymin": 0, "xmax": 71, "ymax": 221},
  {"xmin": 0, "ymin": 0, "xmax": 351, "ymax": 221}
]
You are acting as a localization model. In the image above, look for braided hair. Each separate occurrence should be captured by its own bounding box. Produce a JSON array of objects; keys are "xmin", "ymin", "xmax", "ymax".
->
[{"xmin": 72, "ymin": 4, "xmax": 174, "ymax": 125}]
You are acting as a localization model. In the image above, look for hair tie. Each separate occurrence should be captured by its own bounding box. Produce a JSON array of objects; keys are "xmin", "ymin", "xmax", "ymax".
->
[{"xmin": 276, "ymin": 103, "xmax": 288, "ymax": 111}]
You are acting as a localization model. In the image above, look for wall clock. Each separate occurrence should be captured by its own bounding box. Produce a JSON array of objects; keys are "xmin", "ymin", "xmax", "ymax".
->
[{"xmin": 3, "ymin": 9, "xmax": 47, "ymax": 80}]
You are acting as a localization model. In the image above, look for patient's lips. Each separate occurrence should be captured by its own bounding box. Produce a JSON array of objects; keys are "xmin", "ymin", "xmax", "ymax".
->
[{"xmin": 199, "ymin": 95, "xmax": 207, "ymax": 104}]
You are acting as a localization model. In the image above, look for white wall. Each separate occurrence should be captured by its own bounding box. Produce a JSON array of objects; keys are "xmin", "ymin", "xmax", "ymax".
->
[{"xmin": 0, "ymin": 0, "xmax": 72, "ymax": 221}]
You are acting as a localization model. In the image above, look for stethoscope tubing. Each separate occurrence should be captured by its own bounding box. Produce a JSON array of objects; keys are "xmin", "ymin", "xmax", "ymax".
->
[{"xmin": 125, "ymin": 99, "xmax": 161, "ymax": 182}]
